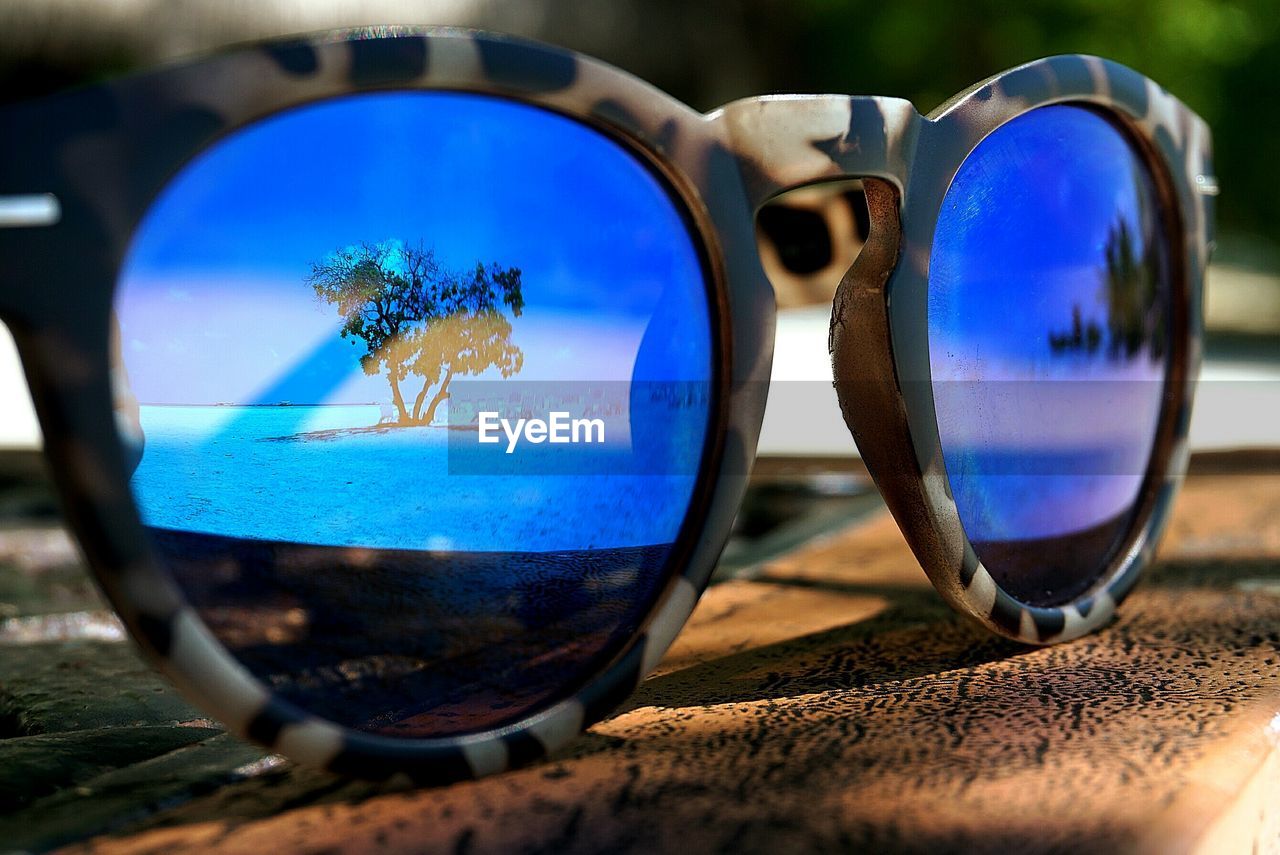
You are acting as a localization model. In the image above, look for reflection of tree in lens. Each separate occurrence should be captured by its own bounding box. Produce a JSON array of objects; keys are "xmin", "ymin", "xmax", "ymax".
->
[
  {"xmin": 307, "ymin": 241, "xmax": 524, "ymax": 425},
  {"xmin": 1047, "ymin": 215, "xmax": 1165, "ymax": 362},
  {"xmin": 1101, "ymin": 217, "xmax": 1166, "ymax": 361},
  {"xmin": 1048, "ymin": 304, "xmax": 1103, "ymax": 356}
]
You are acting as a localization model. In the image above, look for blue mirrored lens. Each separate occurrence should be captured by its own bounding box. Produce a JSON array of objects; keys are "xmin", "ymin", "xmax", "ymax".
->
[
  {"xmin": 928, "ymin": 105, "xmax": 1170, "ymax": 606},
  {"xmin": 114, "ymin": 92, "xmax": 713, "ymax": 736}
]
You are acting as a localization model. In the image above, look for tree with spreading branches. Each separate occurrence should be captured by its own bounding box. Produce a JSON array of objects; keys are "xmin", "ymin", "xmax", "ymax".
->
[{"xmin": 307, "ymin": 241, "xmax": 524, "ymax": 425}]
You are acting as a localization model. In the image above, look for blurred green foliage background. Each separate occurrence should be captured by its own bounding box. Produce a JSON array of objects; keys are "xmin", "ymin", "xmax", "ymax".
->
[
  {"xmin": 680, "ymin": 0, "xmax": 1279, "ymax": 263},
  {"xmin": 0, "ymin": 0, "xmax": 1277, "ymax": 263}
]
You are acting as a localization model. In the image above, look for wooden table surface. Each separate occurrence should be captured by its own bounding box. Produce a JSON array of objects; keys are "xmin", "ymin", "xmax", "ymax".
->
[{"xmin": 2, "ymin": 454, "xmax": 1279, "ymax": 854}]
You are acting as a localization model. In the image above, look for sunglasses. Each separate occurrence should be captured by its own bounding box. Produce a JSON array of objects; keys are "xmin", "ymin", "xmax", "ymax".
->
[{"xmin": 0, "ymin": 28, "xmax": 1213, "ymax": 781}]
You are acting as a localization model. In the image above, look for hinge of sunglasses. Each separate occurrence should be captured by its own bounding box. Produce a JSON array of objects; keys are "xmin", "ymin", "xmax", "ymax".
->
[
  {"xmin": 0, "ymin": 193, "xmax": 61, "ymax": 228},
  {"xmin": 1195, "ymin": 174, "xmax": 1220, "ymax": 196}
]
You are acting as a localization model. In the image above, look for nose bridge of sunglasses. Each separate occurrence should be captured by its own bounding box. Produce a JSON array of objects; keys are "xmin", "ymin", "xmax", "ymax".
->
[
  {"xmin": 713, "ymin": 95, "xmax": 915, "ymax": 312},
  {"xmin": 714, "ymin": 94, "xmax": 919, "ymax": 207}
]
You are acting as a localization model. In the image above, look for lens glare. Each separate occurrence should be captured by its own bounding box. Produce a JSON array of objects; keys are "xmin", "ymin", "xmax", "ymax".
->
[
  {"xmin": 114, "ymin": 92, "xmax": 712, "ymax": 736},
  {"xmin": 928, "ymin": 105, "xmax": 1171, "ymax": 606}
]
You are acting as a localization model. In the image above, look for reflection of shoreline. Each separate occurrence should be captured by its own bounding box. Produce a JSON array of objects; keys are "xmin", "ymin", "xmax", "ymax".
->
[
  {"xmin": 451, "ymin": 387, "xmax": 627, "ymax": 424},
  {"xmin": 261, "ymin": 423, "xmax": 477, "ymax": 443},
  {"xmin": 133, "ymin": 403, "xmax": 699, "ymax": 549}
]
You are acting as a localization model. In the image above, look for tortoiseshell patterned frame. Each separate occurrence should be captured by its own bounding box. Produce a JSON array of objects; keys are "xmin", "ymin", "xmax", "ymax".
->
[
  {"xmin": 824, "ymin": 61, "xmax": 1214, "ymax": 644},
  {"xmin": 0, "ymin": 28, "xmax": 1213, "ymax": 782}
]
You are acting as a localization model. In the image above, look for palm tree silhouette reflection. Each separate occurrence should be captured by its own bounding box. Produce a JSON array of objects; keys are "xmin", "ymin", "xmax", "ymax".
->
[{"xmin": 1048, "ymin": 216, "xmax": 1167, "ymax": 362}]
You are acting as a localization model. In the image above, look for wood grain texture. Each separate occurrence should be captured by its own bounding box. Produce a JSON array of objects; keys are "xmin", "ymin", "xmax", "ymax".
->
[{"xmin": 2, "ymin": 466, "xmax": 1278, "ymax": 854}]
